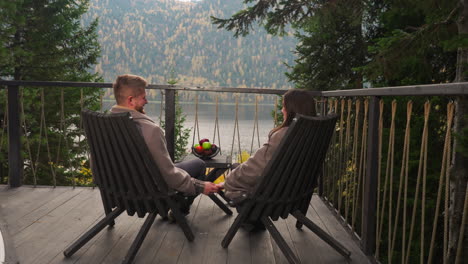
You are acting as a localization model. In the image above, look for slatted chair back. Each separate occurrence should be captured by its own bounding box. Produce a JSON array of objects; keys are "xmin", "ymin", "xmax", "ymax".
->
[
  {"xmin": 65, "ymin": 109, "xmax": 233, "ymax": 263},
  {"xmin": 245, "ymin": 114, "xmax": 338, "ymax": 222},
  {"xmin": 221, "ymin": 114, "xmax": 350, "ymax": 264},
  {"xmin": 82, "ymin": 109, "xmax": 170, "ymax": 218}
]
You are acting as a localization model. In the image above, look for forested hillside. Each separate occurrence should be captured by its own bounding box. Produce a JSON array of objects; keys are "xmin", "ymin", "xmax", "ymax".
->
[{"xmin": 82, "ymin": 0, "xmax": 297, "ymax": 95}]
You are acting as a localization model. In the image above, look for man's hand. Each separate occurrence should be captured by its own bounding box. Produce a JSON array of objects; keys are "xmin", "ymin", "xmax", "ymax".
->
[
  {"xmin": 216, "ymin": 182, "xmax": 225, "ymax": 189},
  {"xmin": 203, "ymin": 182, "xmax": 220, "ymax": 195}
]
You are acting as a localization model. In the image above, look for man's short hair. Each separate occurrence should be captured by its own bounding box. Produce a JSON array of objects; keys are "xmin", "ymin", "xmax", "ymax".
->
[{"xmin": 113, "ymin": 74, "xmax": 148, "ymax": 104}]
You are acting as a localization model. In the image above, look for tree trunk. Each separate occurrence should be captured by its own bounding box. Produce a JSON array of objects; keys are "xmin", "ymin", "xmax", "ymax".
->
[{"xmin": 449, "ymin": 1, "xmax": 468, "ymax": 262}]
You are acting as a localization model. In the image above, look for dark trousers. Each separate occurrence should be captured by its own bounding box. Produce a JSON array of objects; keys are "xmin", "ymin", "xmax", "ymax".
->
[{"xmin": 174, "ymin": 158, "xmax": 206, "ymax": 213}]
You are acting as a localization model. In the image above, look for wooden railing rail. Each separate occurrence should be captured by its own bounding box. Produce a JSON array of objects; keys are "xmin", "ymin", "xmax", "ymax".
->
[{"xmin": 0, "ymin": 80, "xmax": 291, "ymax": 185}]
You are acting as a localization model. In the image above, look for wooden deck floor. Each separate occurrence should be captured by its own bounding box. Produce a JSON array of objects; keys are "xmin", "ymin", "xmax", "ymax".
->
[{"xmin": 0, "ymin": 186, "xmax": 369, "ymax": 264}]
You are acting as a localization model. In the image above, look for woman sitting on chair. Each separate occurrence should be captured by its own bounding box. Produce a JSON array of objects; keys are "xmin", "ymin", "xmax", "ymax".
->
[{"xmin": 218, "ymin": 89, "xmax": 317, "ymax": 205}]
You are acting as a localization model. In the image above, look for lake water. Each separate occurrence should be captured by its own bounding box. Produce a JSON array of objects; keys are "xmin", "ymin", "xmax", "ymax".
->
[{"xmin": 102, "ymin": 101, "xmax": 277, "ymax": 157}]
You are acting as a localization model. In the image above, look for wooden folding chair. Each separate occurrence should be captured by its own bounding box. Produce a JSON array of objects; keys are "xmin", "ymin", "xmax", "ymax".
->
[
  {"xmin": 221, "ymin": 114, "xmax": 351, "ymax": 264},
  {"xmin": 63, "ymin": 109, "xmax": 230, "ymax": 264}
]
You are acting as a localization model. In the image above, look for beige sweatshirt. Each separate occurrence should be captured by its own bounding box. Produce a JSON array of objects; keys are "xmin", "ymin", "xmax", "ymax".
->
[
  {"xmin": 224, "ymin": 127, "xmax": 288, "ymax": 202},
  {"xmin": 111, "ymin": 105, "xmax": 204, "ymax": 195}
]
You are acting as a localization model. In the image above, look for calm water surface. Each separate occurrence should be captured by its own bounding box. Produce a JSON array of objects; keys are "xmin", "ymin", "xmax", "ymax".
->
[{"xmin": 103, "ymin": 101, "xmax": 277, "ymax": 157}]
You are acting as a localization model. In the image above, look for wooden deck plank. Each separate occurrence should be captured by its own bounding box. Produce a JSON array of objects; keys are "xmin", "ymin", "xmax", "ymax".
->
[
  {"xmin": 177, "ymin": 195, "xmax": 216, "ymax": 264},
  {"xmin": 182, "ymin": 195, "xmax": 234, "ymax": 264},
  {"xmin": 311, "ymin": 197, "xmax": 370, "ymax": 263},
  {"xmin": 12, "ymin": 188, "xmax": 98, "ymax": 245},
  {"xmin": 0, "ymin": 187, "xmax": 370, "ymax": 264},
  {"xmin": 249, "ymin": 226, "xmax": 276, "ymax": 264},
  {"xmin": 284, "ymin": 204, "xmax": 343, "ymax": 264},
  {"xmin": 226, "ymin": 220, "xmax": 252, "ymax": 264},
  {"xmin": 74, "ymin": 215, "xmax": 141, "ymax": 264},
  {"xmin": 13, "ymin": 188, "xmax": 103, "ymax": 264},
  {"xmin": 151, "ymin": 196, "xmax": 204, "ymax": 264},
  {"xmin": 0, "ymin": 185, "xmax": 22, "ymax": 199},
  {"xmin": 10, "ymin": 187, "xmax": 85, "ymax": 234},
  {"xmin": 99, "ymin": 216, "xmax": 146, "ymax": 264},
  {"xmin": 150, "ymin": 221, "xmax": 186, "ymax": 264},
  {"xmin": 268, "ymin": 218, "xmax": 300, "ymax": 264},
  {"xmin": 197, "ymin": 201, "xmax": 232, "ymax": 264},
  {"xmin": 132, "ymin": 217, "xmax": 174, "ymax": 264},
  {"xmin": 50, "ymin": 212, "xmax": 140, "ymax": 264},
  {"xmin": 0, "ymin": 186, "xmax": 69, "ymax": 224}
]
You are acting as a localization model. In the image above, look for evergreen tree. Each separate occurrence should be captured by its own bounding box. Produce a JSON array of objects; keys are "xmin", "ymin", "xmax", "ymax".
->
[
  {"xmin": 286, "ymin": 0, "xmax": 367, "ymax": 90},
  {"xmin": 212, "ymin": 0, "xmax": 373, "ymax": 91},
  {"xmin": 211, "ymin": 0, "xmax": 313, "ymax": 36},
  {"xmin": 362, "ymin": 0, "xmax": 459, "ymax": 86},
  {"xmin": 213, "ymin": 0, "xmax": 468, "ymax": 262},
  {"xmin": 0, "ymin": 0, "xmax": 100, "ymax": 81},
  {"xmin": 164, "ymin": 70, "xmax": 191, "ymax": 161},
  {"xmin": 360, "ymin": 2, "xmax": 466, "ymax": 260},
  {"xmin": 450, "ymin": 0, "xmax": 468, "ymax": 261},
  {"xmin": 0, "ymin": 0, "xmax": 102, "ymax": 185}
]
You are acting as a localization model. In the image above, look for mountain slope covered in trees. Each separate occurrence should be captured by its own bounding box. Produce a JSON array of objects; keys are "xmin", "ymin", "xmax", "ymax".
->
[{"xmin": 82, "ymin": 0, "xmax": 297, "ymax": 91}]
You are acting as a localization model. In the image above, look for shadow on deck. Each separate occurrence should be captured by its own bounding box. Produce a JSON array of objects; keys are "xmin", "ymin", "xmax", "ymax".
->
[{"xmin": 0, "ymin": 186, "xmax": 370, "ymax": 264}]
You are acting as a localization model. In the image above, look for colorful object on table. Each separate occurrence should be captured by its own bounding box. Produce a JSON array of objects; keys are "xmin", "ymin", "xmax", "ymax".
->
[
  {"xmin": 202, "ymin": 141, "xmax": 212, "ymax": 150},
  {"xmin": 192, "ymin": 138, "xmax": 220, "ymax": 159}
]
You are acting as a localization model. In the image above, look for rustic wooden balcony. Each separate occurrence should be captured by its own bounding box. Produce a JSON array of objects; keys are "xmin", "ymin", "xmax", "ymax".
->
[
  {"xmin": 1, "ymin": 80, "xmax": 468, "ymax": 263},
  {"xmin": 0, "ymin": 185, "xmax": 369, "ymax": 264}
]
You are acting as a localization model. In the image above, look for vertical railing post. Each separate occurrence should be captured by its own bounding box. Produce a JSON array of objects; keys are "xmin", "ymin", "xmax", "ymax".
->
[
  {"xmin": 362, "ymin": 96, "xmax": 379, "ymax": 255},
  {"xmin": 318, "ymin": 97, "xmax": 328, "ymax": 197},
  {"xmin": 164, "ymin": 88, "xmax": 176, "ymax": 161},
  {"xmin": 7, "ymin": 85, "xmax": 22, "ymax": 187}
]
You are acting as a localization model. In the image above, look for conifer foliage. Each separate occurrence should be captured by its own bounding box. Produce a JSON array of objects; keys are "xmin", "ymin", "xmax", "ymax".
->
[
  {"xmin": 214, "ymin": 0, "xmax": 467, "ymax": 262},
  {"xmin": 0, "ymin": 0, "xmax": 102, "ymax": 185},
  {"xmin": 0, "ymin": 0, "xmax": 100, "ymax": 81}
]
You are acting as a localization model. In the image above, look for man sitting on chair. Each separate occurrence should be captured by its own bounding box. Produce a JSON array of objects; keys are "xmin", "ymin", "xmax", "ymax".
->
[{"xmin": 110, "ymin": 74, "xmax": 220, "ymax": 215}]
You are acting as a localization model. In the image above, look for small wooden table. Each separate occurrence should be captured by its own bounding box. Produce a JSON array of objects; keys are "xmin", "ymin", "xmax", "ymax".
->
[
  {"xmin": 183, "ymin": 154, "xmax": 232, "ymax": 181},
  {"xmin": 183, "ymin": 154, "xmax": 233, "ymax": 215}
]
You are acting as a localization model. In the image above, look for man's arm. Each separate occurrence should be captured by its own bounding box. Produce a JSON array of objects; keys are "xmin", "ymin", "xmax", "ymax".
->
[{"xmin": 140, "ymin": 120, "xmax": 199, "ymax": 195}]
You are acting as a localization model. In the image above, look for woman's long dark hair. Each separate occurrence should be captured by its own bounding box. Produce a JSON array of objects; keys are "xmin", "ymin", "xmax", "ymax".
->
[{"xmin": 269, "ymin": 89, "xmax": 317, "ymax": 137}]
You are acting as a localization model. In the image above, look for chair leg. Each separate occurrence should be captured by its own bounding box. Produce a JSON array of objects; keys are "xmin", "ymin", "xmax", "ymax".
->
[
  {"xmin": 99, "ymin": 190, "xmax": 116, "ymax": 227},
  {"xmin": 217, "ymin": 190, "xmax": 230, "ymax": 203},
  {"xmin": 170, "ymin": 206, "xmax": 195, "ymax": 241},
  {"xmin": 63, "ymin": 208, "xmax": 125, "ymax": 258},
  {"xmin": 261, "ymin": 216, "xmax": 301, "ymax": 264},
  {"xmin": 209, "ymin": 193, "xmax": 233, "ymax": 215},
  {"xmin": 122, "ymin": 212, "xmax": 157, "ymax": 264},
  {"xmin": 295, "ymin": 200, "xmax": 311, "ymax": 230},
  {"xmin": 292, "ymin": 210, "xmax": 351, "ymax": 259},
  {"xmin": 205, "ymin": 167, "xmax": 226, "ymax": 182},
  {"xmin": 221, "ymin": 212, "xmax": 247, "ymax": 248},
  {"xmin": 295, "ymin": 220, "xmax": 303, "ymax": 229}
]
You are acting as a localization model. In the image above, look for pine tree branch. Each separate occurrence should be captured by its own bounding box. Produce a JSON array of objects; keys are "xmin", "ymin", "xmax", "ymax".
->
[
  {"xmin": 211, "ymin": 0, "xmax": 314, "ymax": 37},
  {"xmin": 444, "ymin": 3, "xmax": 462, "ymax": 24},
  {"xmin": 373, "ymin": 4, "xmax": 461, "ymax": 71}
]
